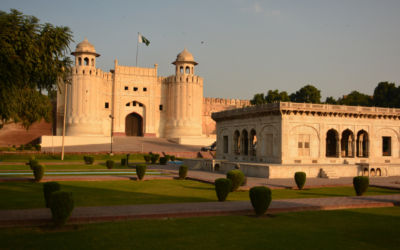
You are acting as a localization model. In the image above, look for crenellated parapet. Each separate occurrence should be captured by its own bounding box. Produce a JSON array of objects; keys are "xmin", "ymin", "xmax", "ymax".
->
[{"xmin": 203, "ymin": 97, "xmax": 250, "ymax": 106}]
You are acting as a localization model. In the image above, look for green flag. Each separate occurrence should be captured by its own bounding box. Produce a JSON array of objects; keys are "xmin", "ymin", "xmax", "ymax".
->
[{"xmin": 138, "ymin": 33, "xmax": 150, "ymax": 46}]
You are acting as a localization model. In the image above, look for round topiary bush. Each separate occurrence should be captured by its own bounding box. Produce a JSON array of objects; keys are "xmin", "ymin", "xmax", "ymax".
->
[
  {"xmin": 215, "ymin": 178, "xmax": 232, "ymax": 202},
  {"xmin": 353, "ymin": 176, "xmax": 369, "ymax": 196},
  {"xmin": 29, "ymin": 159, "xmax": 39, "ymax": 170},
  {"xmin": 106, "ymin": 160, "xmax": 114, "ymax": 169},
  {"xmin": 226, "ymin": 170, "xmax": 245, "ymax": 192},
  {"xmin": 249, "ymin": 186, "xmax": 272, "ymax": 217},
  {"xmin": 121, "ymin": 158, "xmax": 127, "ymax": 166},
  {"xmin": 179, "ymin": 165, "xmax": 188, "ymax": 180},
  {"xmin": 151, "ymin": 156, "xmax": 157, "ymax": 164},
  {"xmin": 294, "ymin": 172, "xmax": 307, "ymax": 190},
  {"xmin": 159, "ymin": 157, "xmax": 167, "ymax": 165},
  {"xmin": 136, "ymin": 164, "xmax": 147, "ymax": 180},
  {"xmin": 155, "ymin": 154, "xmax": 160, "ymax": 161},
  {"xmin": 83, "ymin": 156, "xmax": 89, "ymax": 164},
  {"xmin": 171, "ymin": 155, "xmax": 176, "ymax": 161},
  {"xmin": 35, "ymin": 144, "xmax": 41, "ymax": 151},
  {"xmin": 165, "ymin": 155, "xmax": 171, "ymax": 161},
  {"xmin": 50, "ymin": 191, "xmax": 75, "ymax": 226},
  {"xmin": 20, "ymin": 144, "xmax": 25, "ymax": 151},
  {"xmin": 89, "ymin": 156, "xmax": 95, "ymax": 164},
  {"xmin": 33, "ymin": 164, "xmax": 45, "ymax": 182},
  {"xmin": 144, "ymin": 154, "xmax": 151, "ymax": 163},
  {"xmin": 43, "ymin": 182, "xmax": 61, "ymax": 208}
]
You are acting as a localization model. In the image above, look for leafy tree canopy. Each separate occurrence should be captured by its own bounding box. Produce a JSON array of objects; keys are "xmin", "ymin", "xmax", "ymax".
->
[
  {"xmin": 324, "ymin": 96, "xmax": 338, "ymax": 104},
  {"xmin": 250, "ymin": 93, "xmax": 266, "ymax": 105},
  {"xmin": 0, "ymin": 9, "xmax": 73, "ymax": 129},
  {"xmin": 339, "ymin": 91, "xmax": 373, "ymax": 107},
  {"xmin": 265, "ymin": 89, "xmax": 290, "ymax": 103},
  {"xmin": 290, "ymin": 85, "xmax": 321, "ymax": 103},
  {"xmin": 373, "ymin": 81, "xmax": 399, "ymax": 108}
]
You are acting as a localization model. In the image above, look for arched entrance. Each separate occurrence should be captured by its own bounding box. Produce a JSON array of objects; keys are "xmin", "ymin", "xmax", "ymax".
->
[{"xmin": 125, "ymin": 113, "xmax": 143, "ymax": 136}]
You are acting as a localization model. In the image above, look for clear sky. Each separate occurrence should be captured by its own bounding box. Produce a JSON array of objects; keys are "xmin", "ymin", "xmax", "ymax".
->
[{"xmin": 3, "ymin": 0, "xmax": 400, "ymax": 101}]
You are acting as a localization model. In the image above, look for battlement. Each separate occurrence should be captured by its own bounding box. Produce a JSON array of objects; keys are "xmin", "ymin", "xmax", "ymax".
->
[
  {"xmin": 71, "ymin": 66, "xmax": 113, "ymax": 80},
  {"xmin": 157, "ymin": 75, "xmax": 203, "ymax": 84},
  {"xmin": 115, "ymin": 65, "xmax": 156, "ymax": 76},
  {"xmin": 203, "ymin": 97, "xmax": 250, "ymax": 106}
]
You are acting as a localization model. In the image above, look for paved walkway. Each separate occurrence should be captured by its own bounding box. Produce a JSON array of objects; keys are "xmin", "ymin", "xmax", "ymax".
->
[{"xmin": 1, "ymin": 194, "xmax": 400, "ymax": 228}]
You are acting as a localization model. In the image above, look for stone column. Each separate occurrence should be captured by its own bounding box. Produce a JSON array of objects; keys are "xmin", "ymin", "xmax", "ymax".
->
[{"xmin": 348, "ymin": 136, "xmax": 353, "ymax": 157}]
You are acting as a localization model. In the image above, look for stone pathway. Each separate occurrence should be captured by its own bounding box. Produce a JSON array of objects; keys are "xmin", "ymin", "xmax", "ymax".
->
[{"xmin": 1, "ymin": 194, "xmax": 399, "ymax": 228}]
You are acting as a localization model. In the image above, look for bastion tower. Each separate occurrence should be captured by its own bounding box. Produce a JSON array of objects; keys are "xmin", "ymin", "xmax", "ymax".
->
[
  {"xmin": 65, "ymin": 37, "xmax": 104, "ymax": 136},
  {"xmin": 164, "ymin": 48, "xmax": 203, "ymax": 138}
]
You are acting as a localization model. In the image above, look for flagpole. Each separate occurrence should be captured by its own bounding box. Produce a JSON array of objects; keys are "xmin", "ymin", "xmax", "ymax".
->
[{"xmin": 136, "ymin": 32, "xmax": 139, "ymax": 67}]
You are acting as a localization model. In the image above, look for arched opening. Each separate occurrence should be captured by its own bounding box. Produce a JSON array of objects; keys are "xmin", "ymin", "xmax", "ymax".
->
[
  {"xmin": 326, "ymin": 129, "xmax": 338, "ymax": 157},
  {"xmin": 91, "ymin": 58, "xmax": 95, "ymax": 66},
  {"xmin": 376, "ymin": 168, "xmax": 381, "ymax": 177},
  {"xmin": 191, "ymin": 67, "xmax": 194, "ymax": 74},
  {"xmin": 341, "ymin": 129, "xmax": 354, "ymax": 157},
  {"xmin": 84, "ymin": 57, "xmax": 89, "ymax": 66},
  {"xmin": 357, "ymin": 130, "xmax": 369, "ymax": 157},
  {"xmin": 363, "ymin": 168, "xmax": 368, "ymax": 176},
  {"xmin": 185, "ymin": 66, "xmax": 190, "ymax": 74},
  {"xmin": 241, "ymin": 130, "xmax": 249, "ymax": 155},
  {"xmin": 370, "ymin": 168, "xmax": 375, "ymax": 177},
  {"xmin": 125, "ymin": 113, "xmax": 143, "ymax": 136},
  {"xmin": 250, "ymin": 129, "xmax": 257, "ymax": 156},
  {"xmin": 214, "ymin": 164, "xmax": 221, "ymax": 172},
  {"xmin": 234, "ymin": 130, "xmax": 240, "ymax": 155},
  {"xmin": 180, "ymin": 66, "xmax": 183, "ymax": 74},
  {"xmin": 78, "ymin": 57, "xmax": 82, "ymax": 66},
  {"xmin": 186, "ymin": 77, "xmax": 188, "ymax": 83}
]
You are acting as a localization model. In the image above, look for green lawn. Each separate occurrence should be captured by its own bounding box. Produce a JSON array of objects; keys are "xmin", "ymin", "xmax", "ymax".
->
[
  {"xmin": 0, "ymin": 164, "xmax": 143, "ymax": 170},
  {"xmin": 0, "ymin": 153, "xmax": 147, "ymax": 163},
  {"xmin": 0, "ymin": 180, "xmax": 399, "ymax": 210},
  {"xmin": 1, "ymin": 207, "xmax": 400, "ymax": 250}
]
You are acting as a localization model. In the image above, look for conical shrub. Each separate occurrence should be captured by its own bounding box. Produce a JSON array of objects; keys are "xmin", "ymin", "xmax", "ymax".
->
[
  {"xmin": 33, "ymin": 164, "xmax": 45, "ymax": 182},
  {"xmin": 106, "ymin": 160, "xmax": 114, "ymax": 169},
  {"xmin": 353, "ymin": 176, "xmax": 369, "ymax": 196},
  {"xmin": 136, "ymin": 164, "xmax": 147, "ymax": 180},
  {"xmin": 179, "ymin": 165, "xmax": 188, "ymax": 180},
  {"xmin": 215, "ymin": 178, "xmax": 232, "ymax": 202},
  {"xmin": 50, "ymin": 191, "xmax": 75, "ymax": 226},
  {"xmin": 249, "ymin": 186, "xmax": 272, "ymax": 217},
  {"xmin": 43, "ymin": 182, "xmax": 60, "ymax": 208},
  {"xmin": 226, "ymin": 170, "xmax": 244, "ymax": 192},
  {"xmin": 294, "ymin": 172, "xmax": 307, "ymax": 190}
]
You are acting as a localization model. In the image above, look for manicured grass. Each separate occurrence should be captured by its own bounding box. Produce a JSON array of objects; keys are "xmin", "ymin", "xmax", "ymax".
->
[
  {"xmin": 0, "ymin": 180, "xmax": 399, "ymax": 210},
  {"xmin": 1, "ymin": 207, "xmax": 400, "ymax": 250},
  {"xmin": 0, "ymin": 164, "xmax": 138, "ymax": 170},
  {"xmin": 0, "ymin": 153, "xmax": 147, "ymax": 163}
]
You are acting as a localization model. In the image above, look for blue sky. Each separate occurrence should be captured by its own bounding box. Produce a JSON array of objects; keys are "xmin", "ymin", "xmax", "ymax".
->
[{"xmin": 3, "ymin": 0, "xmax": 400, "ymax": 101}]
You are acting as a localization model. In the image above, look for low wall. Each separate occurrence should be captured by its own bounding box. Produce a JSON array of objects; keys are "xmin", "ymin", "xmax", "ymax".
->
[
  {"xmin": 183, "ymin": 159, "xmax": 204, "ymax": 170},
  {"xmin": 169, "ymin": 138, "xmax": 215, "ymax": 146},
  {"xmin": 40, "ymin": 136, "xmax": 111, "ymax": 147}
]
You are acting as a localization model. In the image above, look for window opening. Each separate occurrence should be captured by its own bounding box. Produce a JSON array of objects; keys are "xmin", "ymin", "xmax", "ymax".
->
[
  {"xmin": 139, "ymin": 103, "xmax": 143, "ymax": 107},
  {"xmin": 298, "ymin": 134, "xmax": 310, "ymax": 156},
  {"xmin": 185, "ymin": 66, "xmax": 190, "ymax": 74},
  {"xmin": 84, "ymin": 58, "xmax": 89, "ymax": 66},
  {"xmin": 159, "ymin": 105, "xmax": 163, "ymax": 111},
  {"xmin": 383, "ymin": 137, "xmax": 391, "ymax": 156},
  {"xmin": 134, "ymin": 87, "xmax": 138, "ymax": 91},
  {"xmin": 180, "ymin": 66, "xmax": 183, "ymax": 74},
  {"xmin": 91, "ymin": 58, "xmax": 94, "ymax": 66},
  {"xmin": 105, "ymin": 102, "xmax": 109, "ymax": 109},
  {"xmin": 124, "ymin": 86, "xmax": 128, "ymax": 90},
  {"xmin": 78, "ymin": 57, "xmax": 82, "ymax": 66},
  {"xmin": 223, "ymin": 136, "xmax": 228, "ymax": 154},
  {"xmin": 133, "ymin": 101, "xmax": 137, "ymax": 106},
  {"xmin": 126, "ymin": 102, "xmax": 130, "ymax": 106},
  {"xmin": 143, "ymin": 88, "xmax": 147, "ymax": 92}
]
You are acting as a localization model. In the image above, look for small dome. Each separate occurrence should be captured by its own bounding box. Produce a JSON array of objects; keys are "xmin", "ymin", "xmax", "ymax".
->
[
  {"xmin": 75, "ymin": 37, "xmax": 96, "ymax": 53},
  {"xmin": 176, "ymin": 47, "xmax": 194, "ymax": 62}
]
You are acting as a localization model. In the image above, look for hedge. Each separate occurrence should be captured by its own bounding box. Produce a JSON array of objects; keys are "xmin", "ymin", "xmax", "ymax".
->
[
  {"xmin": 121, "ymin": 158, "xmax": 127, "ymax": 166},
  {"xmin": 179, "ymin": 165, "xmax": 188, "ymax": 180},
  {"xmin": 136, "ymin": 164, "xmax": 147, "ymax": 180},
  {"xmin": 50, "ymin": 191, "xmax": 75, "ymax": 226},
  {"xmin": 43, "ymin": 182, "xmax": 61, "ymax": 208},
  {"xmin": 29, "ymin": 159, "xmax": 39, "ymax": 170},
  {"xmin": 106, "ymin": 160, "xmax": 114, "ymax": 169},
  {"xmin": 159, "ymin": 157, "xmax": 167, "ymax": 165},
  {"xmin": 88, "ymin": 156, "xmax": 95, "ymax": 164},
  {"xmin": 353, "ymin": 176, "xmax": 369, "ymax": 196},
  {"xmin": 171, "ymin": 155, "xmax": 176, "ymax": 161},
  {"xmin": 215, "ymin": 178, "xmax": 232, "ymax": 202},
  {"xmin": 294, "ymin": 172, "xmax": 307, "ymax": 190},
  {"xmin": 144, "ymin": 154, "xmax": 151, "ymax": 163},
  {"xmin": 33, "ymin": 164, "xmax": 45, "ymax": 182},
  {"xmin": 249, "ymin": 186, "xmax": 272, "ymax": 217},
  {"xmin": 226, "ymin": 170, "xmax": 244, "ymax": 192}
]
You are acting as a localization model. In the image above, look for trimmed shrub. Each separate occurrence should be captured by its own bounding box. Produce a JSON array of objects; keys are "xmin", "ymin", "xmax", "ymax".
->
[
  {"xmin": 27, "ymin": 144, "xmax": 32, "ymax": 150},
  {"xmin": 20, "ymin": 144, "xmax": 25, "ymax": 151},
  {"xmin": 121, "ymin": 158, "xmax": 127, "ymax": 166},
  {"xmin": 144, "ymin": 154, "xmax": 151, "ymax": 163},
  {"xmin": 12, "ymin": 145, "xmax": 16, "ymax": 148},
  {"xmin": 249, "ymin": 186, "xmax": 272, "ymax": 217},
  {"xmin": 215, "ymin": 178, "xmax": 232, "ymax": 202},
  {"xmin": 136, "ymin": 164, "xmax": 147, "ymax": 180},
  {"xmin": 8, "ymin": 148, "xmax": 16, "ymax": 151},
  {"xmin": 29, "ymin": 159, "xmax": 39, "ymax": 170},
  {"xmin": 226, "ymin": 170, "xmax": 245, "ymax": 192},
  {"xmin": 35, "ymin": 144, "xmax": 41, "ymax": 151},
  {"xmin": 29, "ymin": 155, "xmax": 35, "ymax": 161},
  {"xmin": 171, "ymin": 155, "xmax": 176, "ymax": 161},
  {"xmin": 33, "ymin": 164, "xmax": 45, "ymax": 182},
  {"xmin": 353, "ymin": 176, "xmax": 369, "ymax": 196},
  {"xmin": 151, "ymin": 156, "xmax": 157, "ymax": 164},
  {"xmin": 43, "ymin": 182, "xmax": 61, "ymax": 208},
  {"xmin": 50, "ymin": 191, "xmax": 75, "ymax": 226},
  {"xmin": 106, "ymin": 160, "xmax": 114, "ymax": 169},
  {"xmin": 179, "ymin": 165, "xmax": 188, "ymax": 180},
  {"xmin": 84, "ymin": 156, "xmax": 89, "ymax": 164},
  {"xmin": 89, "ymin": 156, "xmax": 95, "ymax": 164},
  {"xmin": 165, "ymin": 155, "xmax": 171, "ymax": 161},
  {"xmin": 159, "ymin": 157, "xmax": 167, "ymax": 165},
  {"xmin": 176, "ymin": 157, "xmax": 183, "ymax": 161},
  {"xmin": 294, "ymin": 172, "xmax": 307, "ymax": 190},
  {"xmin": 155, "ymin": 154, "xmax": 160, "ymax": 161}
]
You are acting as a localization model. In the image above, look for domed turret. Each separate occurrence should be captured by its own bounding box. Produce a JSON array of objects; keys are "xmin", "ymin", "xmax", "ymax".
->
[
  {"xmin": 75, "ymin": 37, "xmax": 96, "ymax": 53},
  {"xmin": 71, "ymin": 37, "xmax": 100, "ymax": 67},
  {"xmin": 172, "ymin": 47, "xmax": 198, "ymax": 75}
]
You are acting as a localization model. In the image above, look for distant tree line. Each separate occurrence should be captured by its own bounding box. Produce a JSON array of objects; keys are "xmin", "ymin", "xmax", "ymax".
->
[{"xmin": 250, "ymin": 82, "xmax": 400, "ymax": 108}]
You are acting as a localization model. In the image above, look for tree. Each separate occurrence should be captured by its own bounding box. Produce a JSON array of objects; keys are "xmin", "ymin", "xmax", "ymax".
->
[
  {"xmin": 0, "ymin": 9, "xmax": 73, "ymax": 129},
  {"xmin": 265, "ymin": 90, "xmax": 290, "ymax": 103},
  {"xmin": 290, "ymin": 85, "xmax": 321, "ymax": 103},
  {"xmin": 324, "ymin": 96, "xmax": 338, "ymax": 104},
  {"xmin": 339, "ymin": 91, "xmax": 373, "ymax": 107},
  {"xmin": 250, "ymin": 93, "xmax": 266, "ymax": 105},
  {"xmin": 373, "ymin": 82, "xmax": 398, "ymax": 108}
]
